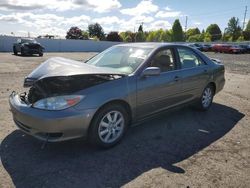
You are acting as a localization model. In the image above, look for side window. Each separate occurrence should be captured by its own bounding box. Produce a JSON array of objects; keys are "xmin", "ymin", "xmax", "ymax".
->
[
  {"xmin": 150, "ymin": 48, "xmax": 176, "ymax": 73},
  {"xmin": 17, "ymin": 39, "xmax": 21, "ymax": 43},
  {"xmin": 177, "ymin": 48, "xmax": 206, "ymax": 69}
]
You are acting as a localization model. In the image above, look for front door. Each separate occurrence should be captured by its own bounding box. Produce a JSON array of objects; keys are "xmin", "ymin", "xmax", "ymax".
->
[{"xmin": 136, "ymin": 48, "xmax": 183, "ymax": 120}]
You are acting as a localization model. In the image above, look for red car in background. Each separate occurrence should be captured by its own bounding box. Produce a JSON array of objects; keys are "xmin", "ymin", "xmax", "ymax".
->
[{"xmin": 212, "ymin": 44, "xmax": 242, "ymax": 54}]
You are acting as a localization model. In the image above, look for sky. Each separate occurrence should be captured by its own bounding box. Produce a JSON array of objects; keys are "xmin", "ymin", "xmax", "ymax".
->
[{"xmin": 0, "ymin": 0, "xmax": 249, "ymax": 38}]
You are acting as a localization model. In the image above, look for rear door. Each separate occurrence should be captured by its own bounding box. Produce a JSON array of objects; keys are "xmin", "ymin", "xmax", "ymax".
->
[
  {"xmin": 176, "ymin": 47, "xmax": 210, "ymax": 101},
  {"xmin": 136, "ymin": 47, "xmax": 183, "ymax": 119}
]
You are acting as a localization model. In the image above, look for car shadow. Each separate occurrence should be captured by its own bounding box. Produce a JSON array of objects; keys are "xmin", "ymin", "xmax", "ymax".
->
[
  {"xmin": 0, "ymin": 103, "xmax": 244, "ymax": 188},
  {"xmin": 12, "ymin": 53, "xmax": 41, "ymax": 57}
]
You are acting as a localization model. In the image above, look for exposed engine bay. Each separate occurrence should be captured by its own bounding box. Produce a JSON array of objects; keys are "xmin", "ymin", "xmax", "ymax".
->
[{"xmin": 24, "ymin": 74, "xmax": 123, "ymax": 103}]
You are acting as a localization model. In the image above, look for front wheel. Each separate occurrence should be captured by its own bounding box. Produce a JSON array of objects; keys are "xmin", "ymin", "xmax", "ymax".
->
[
  {"xmin": 13, "ymin": 47, "xmax": 17, "ymax": 55},
  {"xmin": 196, "ymin": 84, "xmax": 214, "ymax": 111},
  {"xmin": 88, "ymin": 104, "xmax": 129, "ymax": 148}
]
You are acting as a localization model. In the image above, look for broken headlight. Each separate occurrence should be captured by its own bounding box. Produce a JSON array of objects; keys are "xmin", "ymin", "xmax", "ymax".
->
[{"xmin": 32, "ymin": 95, "xmax": 84, "ymax": 110}]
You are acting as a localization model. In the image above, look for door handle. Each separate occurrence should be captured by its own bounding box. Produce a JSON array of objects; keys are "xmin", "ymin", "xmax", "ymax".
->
[{"xmin": 174, "ymin": 76, "xmax": 179, "ymax": 81}]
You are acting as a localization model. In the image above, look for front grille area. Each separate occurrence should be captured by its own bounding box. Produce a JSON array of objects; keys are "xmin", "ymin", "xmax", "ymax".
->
[{"xmin": 27, "ymin": 44, "xmax": 40, "ymax": 49}]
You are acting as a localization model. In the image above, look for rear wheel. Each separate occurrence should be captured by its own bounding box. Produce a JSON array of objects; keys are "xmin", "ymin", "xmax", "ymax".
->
[
  {"xmin": 88, "ymin": 104, "xmax": 128, "ymax": 148},
  {"xmin": 196, "ymin": 84, "xmax": 214, "ymax": 111}
]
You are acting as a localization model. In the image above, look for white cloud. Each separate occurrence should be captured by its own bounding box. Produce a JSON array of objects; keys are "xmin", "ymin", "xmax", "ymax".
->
[
  {"xmin": 147, "ymin": 20, "xmax": 172, "ymax": 30},
  {"xmin": 92, "ymin": 16, "xmax": 122, "ymax": 26},
  {"xmin": 193, "ymin": 22, "xmax": 202, "ymax": 25},
  {"xmin": 0, "ymin": 12, "xmax": 92, "ymax": 36},
  {"xmin": 0, "ymin": 14, "xmax": 21, "ymax": 22},
  {"xmin": 120, "ymin": 0, "xmax": 158, "ymax": 16},
  {"xmin": 86, "ymin": 0, "xmax": 121, "ymax": 13},
  {"xmin": 155, "ymin": 10, "xmax": 181, "ymax": 18},
  {"xmin": 164, "ymin": 7, "xmax": 171, "ymax": 11},
  {"xmin": 61, "ymin": 15, "xmax": 90, "ymax": 28},
  {"xmin": 129, "ymin": 15, "xmax": 154, "ymax": 24},
  {"xmin": 0, "ymin": 0, "xmax": 77, "ymax": 11},
  {"xmin": 0, "ymin": 0, "xmax": 121, "ymax": 12}
]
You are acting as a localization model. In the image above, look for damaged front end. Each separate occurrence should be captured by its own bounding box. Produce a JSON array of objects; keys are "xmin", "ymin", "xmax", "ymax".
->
[
  {"xmin": 9, "ymin": 57, "xmax": 126, "ymax": 142},
  {"xmin": 18, "ymin": 57, "xmax": 125, "ymax": 104},
  {"xmin": 26, "ymin": 74, "xmax": 122, "ymax": 104}
]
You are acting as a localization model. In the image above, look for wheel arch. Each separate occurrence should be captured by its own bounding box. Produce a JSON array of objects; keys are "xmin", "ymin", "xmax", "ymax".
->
[
  {"xmin": 87, "ymin": 99, "xmax": 133, "ymax": 135},
  {"xmin": 207, "ymin": 82, "xmax": 216, "ymax": 94}
]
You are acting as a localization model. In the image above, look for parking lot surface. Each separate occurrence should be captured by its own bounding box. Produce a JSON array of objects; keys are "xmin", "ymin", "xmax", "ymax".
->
[{"xmin": 0, "ymin": 52, "xmax": 249, "ymax": 188}]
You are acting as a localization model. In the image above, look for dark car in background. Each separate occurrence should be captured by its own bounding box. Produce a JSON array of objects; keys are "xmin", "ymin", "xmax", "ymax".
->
[
  {"xmin": 239, "ymin": 44, "xmax": 250, "ymax": 53},
  {"xmin": 13, "ymin": 38, "xmax": 44, "ymax": 56},
  {"xmin": 201, "ymin": 44, "xmax": 213, "ymax": 52},
  {"xmin": 9, "ymin": 43, "xmax": 225, "ymax": 148},
  {"xmin": 187, "ymin": 43, "xmax": 202, "ymax": 51}
]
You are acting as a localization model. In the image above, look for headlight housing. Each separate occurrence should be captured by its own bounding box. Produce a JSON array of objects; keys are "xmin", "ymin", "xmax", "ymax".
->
[{"xmin": 33, "ymin": 95, "xmax": 84, "ymax": 110}]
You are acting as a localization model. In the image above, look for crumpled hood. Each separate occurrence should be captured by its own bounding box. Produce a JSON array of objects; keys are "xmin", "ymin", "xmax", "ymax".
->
[
  {"xmin": 24, "ymin": 57, "xmax": 121, "ymax": 87},
  {"xmin": 28, "ymin": 57, "xmax": 119, "ymax": 79}
]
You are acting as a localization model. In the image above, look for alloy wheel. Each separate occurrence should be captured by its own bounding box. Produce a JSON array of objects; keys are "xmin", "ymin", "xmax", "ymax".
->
[
  {"xmin": 98, "ymin": 110, "xmax": 125, "ymax": 144},
  {"xmin": 202, "ymin": 87, "xmax": 212, "ymax": 108}
]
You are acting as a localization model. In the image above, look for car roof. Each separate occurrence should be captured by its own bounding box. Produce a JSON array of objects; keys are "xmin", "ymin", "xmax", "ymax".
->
[{"xmin": 116, "ymin": 42, "xmax": 183, "ymax": 49}]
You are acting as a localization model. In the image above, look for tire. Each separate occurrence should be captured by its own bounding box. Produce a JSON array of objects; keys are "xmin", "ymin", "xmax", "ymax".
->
[
  {"xmin": 20, "ymin": 48, "xmax": 25, "ymax": 56},
  {"xmin": 13, "ymin": 47, "xmax": 17, "ymax": 55},
  {"xmin": 88, "ymin": 104, "xmax": 129, "ymax": 148},
  {"xmin": 196, "ymin": 84, "xmax": 214, "ymax": 111},
  {"xmin": 39, "ymin": 48, "xmax": 43, "ymax": 56}
]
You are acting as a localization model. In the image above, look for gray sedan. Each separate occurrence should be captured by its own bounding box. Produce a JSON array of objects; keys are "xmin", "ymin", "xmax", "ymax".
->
[{"xmin": 9, "ymin": 43, "xmax": 225, "ymax": 148}]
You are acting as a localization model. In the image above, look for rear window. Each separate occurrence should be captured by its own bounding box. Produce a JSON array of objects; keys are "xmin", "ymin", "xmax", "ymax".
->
[{"xmin": 177, "ymin": 48, "xmax": 206, "ymax": 69}]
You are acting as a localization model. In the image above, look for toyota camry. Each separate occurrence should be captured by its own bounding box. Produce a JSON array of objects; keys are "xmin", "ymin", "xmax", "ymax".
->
[{"xmin": 9, "ymin": 43, "xmax": 225, "ymax": 148}]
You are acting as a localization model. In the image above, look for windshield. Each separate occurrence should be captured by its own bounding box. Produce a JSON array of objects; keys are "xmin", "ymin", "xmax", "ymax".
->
[
  {"xmin": 86, "ymin": 46, "xmax": 152, "ymax": 74},
  {"xmin": 21, "ymin": 39, "xmax": 36, "ymax": 43}
]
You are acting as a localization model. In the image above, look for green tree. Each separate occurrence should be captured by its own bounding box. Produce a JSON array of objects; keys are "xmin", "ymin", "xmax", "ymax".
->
[
  {"xmin": 242, "ymin": 31, "xmax": 250, "ymax": 40},
  {"xmin": 225, "ymin": 17, "xmax": 242, "ymax": 41},
  {"xmin": 120, "ymin": 31, "xmax": 135, "ymax": 42},
  {"xmin": 135, "ymin": 31, "xmax": 146, "ymax": 42},
  {"xmin": 160, "ymin": 30, "xmax": 172, "ymax": 42},
  {"xmin": 245, "ymin": 20, "xmax": 250, "ymax": 31},
  {"xmin": 187, "ymin": 34, "xmax": 202, "ymax": 42},
  {"xmin": 81, "ymin": 31, "xmax": 89, "ymax": 40},
  {"xmin": 204, "ymin": 32, "xmax": 212, "ymax": 42},
  {"xmin": 172, "ymin": 19, "xmax": 184, "ymax": 41},
  {"xmin": 237, "ymin": 35, "xmax": 244, "ymax": 42},
  {"xmin": 138, "ymin": 24, "xmax": 143, "ymax": 32},
  {"xmin": 186, "ymin": 28, "xmax": 200, "ymax": 40},
  {"xmin": 106, "ymin": 31, "xmax": 123, "ymax": 42},
  {"xmin": 146, "ymin": 30, "xmax": 161, "ymax": 42},
  {"xmin": 66, "ymin": 27, "xmax": 84, "ymax": 39},
  {"xmin": 206, "ymin": 24, "xmax": 222, "ymax": 41},
  {"xmin": 88, "ymin": 23, "xmax": 105, "ymax": 40}
]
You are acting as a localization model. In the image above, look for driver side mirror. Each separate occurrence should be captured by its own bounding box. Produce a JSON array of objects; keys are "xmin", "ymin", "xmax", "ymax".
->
[{"xmin": 141, "ymin": 67, "xmax": 161, "ymax": 77}]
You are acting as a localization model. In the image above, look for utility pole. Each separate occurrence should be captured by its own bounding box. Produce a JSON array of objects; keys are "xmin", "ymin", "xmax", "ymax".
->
[
  {"xmin": 243, "ymin": 6, "xmax": 247, "ymax": 30},
  {"xmin": 184, "ymin": 16, "xmax": 188, "ymax": 41},
  {"xmin": 184, "ymin": 16, "xmax": 188, "ymax": 32}
]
